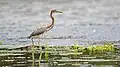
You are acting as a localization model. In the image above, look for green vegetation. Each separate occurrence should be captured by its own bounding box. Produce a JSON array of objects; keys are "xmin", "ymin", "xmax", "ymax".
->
[
  {"xmin": 0, "ymin": 42, "xmax": 119, "ymax": 67},
  {"xmin": 45, "ymin": 46, "xmax": 49, "ymax": 62},
  {"xmin": 70, "ymin": 42, "xmax": 114, "ymax": 55},
  {"xmin": 0, "ymin": 40, "xmax": 3, "ymax": 45},
  {"xmin": 83, "ymin": 43, "xmax": 114, "ymax": 55},
  {"xmin": 31, "ymin": 39, "xmax": 35, "ymax": 67},
  {"xmin": 39, "ymin": 50, "xmax": 42, "ymax": 67}
]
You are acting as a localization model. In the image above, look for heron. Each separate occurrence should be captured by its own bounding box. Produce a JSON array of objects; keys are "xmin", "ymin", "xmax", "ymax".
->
[
  {"xmin": 28, "ymin": 9, "xmax": 63, "ymax": 45},
  {"xmin": 28, "ymin": 9, "xmax": 63, "ymax": 39},
  {"xmin": 27, "ymin": 9, "xmax": 63, "ymax": 66}
]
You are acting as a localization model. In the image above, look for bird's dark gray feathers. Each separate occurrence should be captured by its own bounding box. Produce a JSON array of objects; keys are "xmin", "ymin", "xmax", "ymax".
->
[{"xmin": 28, "ymin": 27, "xmax": 47, "ymax": 38}]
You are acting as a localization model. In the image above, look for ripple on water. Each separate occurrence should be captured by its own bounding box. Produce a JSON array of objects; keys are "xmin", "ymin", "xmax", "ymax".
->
[{"xmin": 0, "ymin": 0, "xmax": 120, "ymax": 45}]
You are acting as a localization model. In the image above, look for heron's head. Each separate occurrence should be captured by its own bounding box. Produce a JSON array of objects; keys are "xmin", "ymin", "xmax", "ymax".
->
[{"xmin": 51, "ymin": 9, "xmax": 63, "ymax": 13}]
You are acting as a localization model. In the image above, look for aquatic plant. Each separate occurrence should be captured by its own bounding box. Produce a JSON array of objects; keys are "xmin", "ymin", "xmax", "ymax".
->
[
  {"xmin": 0, "ymin": 42, "xmax": 118, "ymax": 67},
  {"xmin": 85, "ymin": 42, "xmax": 115, "ymax": 55},
  {"xmin": 39, "ymin": 50, "xmax": 42, "ymax": 67},
  {"xmin": 72, "ymin": 44, "xmax": 79, "ymax": 58},
  {"xmin": 38, "ymin": 44, "xmax": 49, "ymax": 67},
  {"xmin": 103, "ymin": 42, "xmax": 114, "ymax": 52},
  {"xmin": 69, "ymin": 42, "xmax": 115, "ymax": 57},
  {"xmin": 0, "ymin": 40, "xmax": 3, "ymax": 45},
  {"xmin": 45, "ymin": 44, "xmax": 49, "ymax": 62},
  {"xmin": 31, "ymin": 39, "xmax": 35, "ymax": 67}
]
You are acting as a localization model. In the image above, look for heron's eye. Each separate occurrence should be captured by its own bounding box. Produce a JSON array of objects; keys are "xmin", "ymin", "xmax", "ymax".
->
[{"xmin": 53, "ymin": 10, "xmax": 56, "ymax": 12}]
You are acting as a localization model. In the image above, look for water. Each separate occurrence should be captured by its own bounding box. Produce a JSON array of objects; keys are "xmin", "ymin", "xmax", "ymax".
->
[
  {"xmin": 0, "ymin": 44, "xmax": 119, "ymax": 67},
  {"xmin": 0, "ymin": 1, "xmax": 120, "ymax": 67},
  {"xmin": 0, "ymin": 0, "xmax": 120, "ymax": 45}
]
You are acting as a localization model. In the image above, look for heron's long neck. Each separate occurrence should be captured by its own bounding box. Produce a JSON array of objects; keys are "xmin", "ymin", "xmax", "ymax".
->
[{"xmin": 47, "ymin": 12, "xmax": 54, "ymax": 28}]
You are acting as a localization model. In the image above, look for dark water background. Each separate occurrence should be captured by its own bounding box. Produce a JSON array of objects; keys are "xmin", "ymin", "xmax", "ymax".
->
[{"xmin": 0, "ymin": 0, "xmax": 120, "ymax": 45}]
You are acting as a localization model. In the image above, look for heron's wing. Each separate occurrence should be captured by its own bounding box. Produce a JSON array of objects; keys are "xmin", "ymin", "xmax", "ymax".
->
[{"xmin": 29, "ymin": 27, "xmax": 47, "ymax": 38}]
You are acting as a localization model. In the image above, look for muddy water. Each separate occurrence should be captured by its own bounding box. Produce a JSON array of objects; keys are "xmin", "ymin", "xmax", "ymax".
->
[{"xmin": 0, "ymin": 0, "xmax": 120, "ymax": 45}]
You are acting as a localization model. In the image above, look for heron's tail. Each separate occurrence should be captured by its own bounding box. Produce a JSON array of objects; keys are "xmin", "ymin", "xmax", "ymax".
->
[{"xmin": 27, "ymin": 36, "xmax": 31, "ymax": 39}]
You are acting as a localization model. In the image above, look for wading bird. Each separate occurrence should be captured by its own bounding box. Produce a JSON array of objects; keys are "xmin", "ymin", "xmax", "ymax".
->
[
  {"xmin": 28, "ymin": 9, "xmax": 63, "ymax": 42},
  {"xmin": 28, "ymin": 9, "xmax": 62, "ymax": 67}
]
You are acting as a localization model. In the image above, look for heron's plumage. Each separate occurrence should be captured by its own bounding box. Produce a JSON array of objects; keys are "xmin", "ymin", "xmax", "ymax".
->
[
  {"xmin": 28, "ymin": 27, "xmax": 47, "ymax": 38},
  {"xmin": 28, "ymin": 9, "xmax": 62, "ymax": 39}
]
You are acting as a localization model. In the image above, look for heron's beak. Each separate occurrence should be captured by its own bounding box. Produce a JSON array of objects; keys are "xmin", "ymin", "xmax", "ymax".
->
[{"xmin": 55, "ymin": 10, "xmax": 63, "ymax": 13}]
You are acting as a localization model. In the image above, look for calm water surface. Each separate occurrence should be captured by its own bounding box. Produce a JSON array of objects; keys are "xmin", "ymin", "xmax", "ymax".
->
[
  {"xmin": 0, "ymin": 0, "xmax": 120, "ymax": 45},
  {"xmin": 0, "ymin": 0, "xmax": 120, "ymax": 66}
]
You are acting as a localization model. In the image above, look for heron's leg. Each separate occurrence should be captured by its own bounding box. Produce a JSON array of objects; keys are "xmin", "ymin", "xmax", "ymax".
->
[
  {"xmin": 31, "ymin": 38, "xmax": 35, "ymax": 67},
  {"xmin": 36, "ymin": 35, "xmax": 40, "ymax": 45},
  {"xmin": 42, "ymin": 33, "xmax": 49, "ymax": 62},
  {"xmin": 38, "ymin": 34, "xmax": 44, "ymax": 48}
]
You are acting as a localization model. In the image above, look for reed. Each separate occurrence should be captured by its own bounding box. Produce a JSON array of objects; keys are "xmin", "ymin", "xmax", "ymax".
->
[
  {"xmin": 38, "ymin": 50, "xmax": 42, "ymax": 67},
  {"xmin": 45, "ymin": 44, "xmax": 49, "ymax": 62},
  {"xmin": 31, "ymin": 38, "xmax": 35, "ymax": 67},
  {"xmin": 73, "ymin": 44, "xmax": 79, "ymax": 57},
  {"xmin": 0, "ymin": 40, "xmax": 3, "ymax": 45}
]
